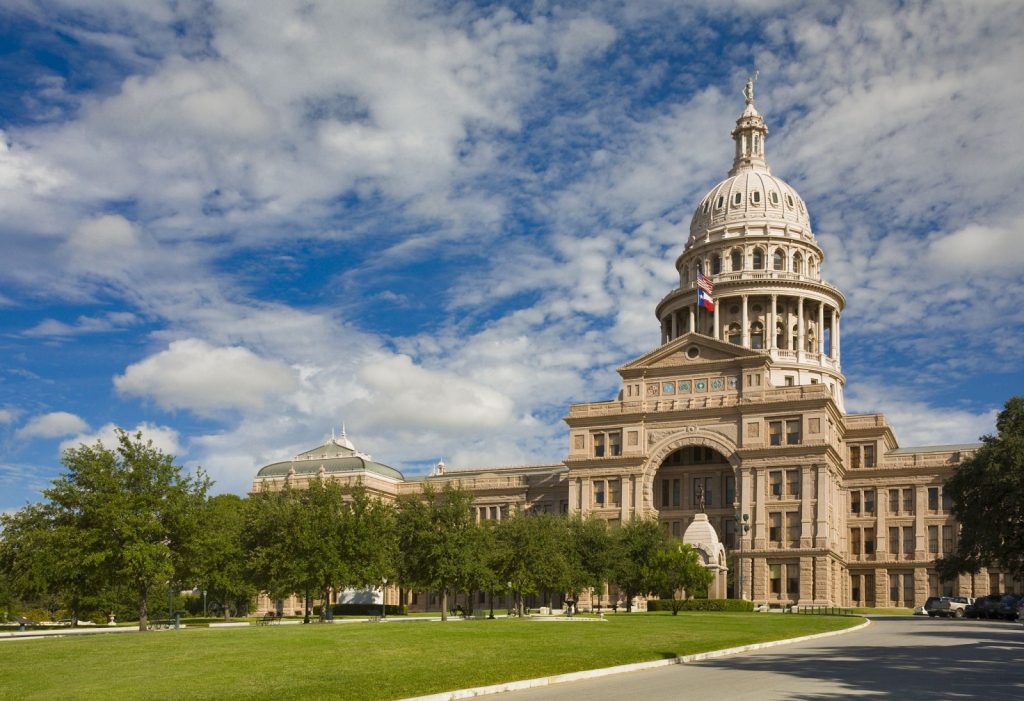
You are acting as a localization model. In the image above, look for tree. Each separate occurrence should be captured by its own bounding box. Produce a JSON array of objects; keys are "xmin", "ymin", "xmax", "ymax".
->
[
  {"xmin": 937, "ymin": 396, "xmax": 1024, "ymax": 581},
  {"xmin": 564, "ymin": 515, "xmax": 614, "ymax": 604},
  {"xmin": 42, "ymin": 430, "xmax": 209, "ymax": 631},
  {"xmin": 395, "ymin": 483, "xmax": 482, "ymax": 621},
  {"xmin": 180, "ymin": 494, "xmax": 255, "ymax": 620},
  {"xmin": 493, "ymin": 513, "xmax": 568, "ymax": 615},
  {"xmin": 649, "ymin": 540, "xmax": 714, "ymax": 615},
  {"xmin": 611, "ymin": 518, "xmax": 665, "ymax": 612}
]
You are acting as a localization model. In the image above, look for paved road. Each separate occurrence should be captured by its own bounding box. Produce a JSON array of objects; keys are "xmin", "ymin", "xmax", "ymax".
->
[{"xmin": 496, "ymin": 617, "xmax": 1024, "ymax": 700}]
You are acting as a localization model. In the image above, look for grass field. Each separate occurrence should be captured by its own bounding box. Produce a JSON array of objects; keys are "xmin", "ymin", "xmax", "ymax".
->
[{"xmin": 0, "ymin": 612, "xmax": 862, "ymax": 701}]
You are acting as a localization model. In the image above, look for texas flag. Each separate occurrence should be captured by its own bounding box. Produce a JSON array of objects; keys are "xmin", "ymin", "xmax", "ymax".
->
[{"xmin": 698, "ymin": 287, "xmax": 715, "ymax": 312}]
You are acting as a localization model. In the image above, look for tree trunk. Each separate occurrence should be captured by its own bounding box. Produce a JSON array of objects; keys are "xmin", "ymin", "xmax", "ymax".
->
[
  {"xmin": 223, "ymin": 599, "xmax": 230, "ymax": 621},
  {"xmin": 303, "ymin": 588, "xmax": 311, "ymax": 624},
  {"xmin": 138, "ymin": 582, "xmax": 149, "ymax": 632},
  {"xmin": 441, "ymin": 588, "xmax": 448, "ymax": 622},
  {"xmin": 625, "ymin": 589, "xmax": 633, "ymax": 613}
]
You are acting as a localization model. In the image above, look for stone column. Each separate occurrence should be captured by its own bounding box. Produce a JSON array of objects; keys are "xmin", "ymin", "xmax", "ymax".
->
[
  {"xmin": 769, "ymin": 293, "xmax": 777, "ymax": 349},
  {"xmin": 817, "ymin": 302, "xmax": 825, "ymax": 356},
  {"xmin": 671, "ymin": 312, "xmax": 678, "ymax": 341},
  {"xmin": 582, "ymin": 479, "xmax": 592, "ymax": 512},
  {"xmin": 797, "ymin": 297, "xmax": 805, "ymax": 358},
  {"xmin": 914, "ymin": 568, "xmax": 929, "ymax": 608},
  {"xmin": 689, "ymin": 305, "xmax": 696, "ymax": 337},
  {"xmin": 568, "ymin": 477, "xmax": 579, "ymax": 512},
  {"xmin": 753, "ymin": 469, "xmax": 767, "ymax": 549},
  {"xmin": 752, "ymin": 558, "xmax": 767, "ymax": 601},
  {"xmin": 634, "ymin": 476, "xmax": 645, "ymax": 515},
  {"xmin": 800, "ymin": 466, "xmax": 813, "ymax": 547},
  {"xmin": 874, "ymin": 568, "xmax": 889, "ymax": 607},
  {"xmin": 741, "ymin": 294, "xmax": 749, "ymax": 346},
  {"xmin": 876, "ymin": 485, "xmax": 888, "ymax": 556},
  {"xmin": 799, "ymin": 556, "xmax": 814, "ymax": 605},
  {"xmin": 834, "ymin": 311, "xmax": 841, "ymax": 362},
  {"xmin": 813, "ymin": 556, "xmax": 830, "ymax": 605},
  {"xmin": 713, "ymin": 298, "xmax": 720, "ymax": 339},
  {"xmin": 815, "ymin": 466, "xmax": 829, "ymax": 548},
  {"xmin": 915, "ymin": 486, "xmax": 927, "ymax": 559},
  {"xmin": 620, "ymin": 475, "xmax": 631, "ymax": 522}
]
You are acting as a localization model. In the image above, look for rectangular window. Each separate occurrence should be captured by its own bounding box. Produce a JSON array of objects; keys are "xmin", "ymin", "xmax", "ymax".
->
[
  {"xmin": 672, "ymin": 479, "xmax": 681, "ymax": 508},
  {"xmin": 942, "ymin": 525, "xmax": 954, "ymax": 554},
  {"xmin": 889, "ymin": 489, "xmax": 900, "ymax": 514},
  {"xmin": 661, "ymin": 479, "xmax": 670, "ymax": 508},
  {"xmin": 609, "ymin": 479, "xmax": 621, "ymax": 508},
  {"xmin": 786, "ymin": 469, "xmax": 800, "ymax": 497},
  {"xmin": 864, "ymin": 444, "xmax": 876, "ymax": 468},
  {"xmin": 770, "ymin": 564, "xmax": 782, "ymax": 595},
  {"xmin": 770, "ymin": 470, "xmax": 782, "ymax": 497},
  {"xmin": 769, "ymin": 421, "xmax": 783, "ymax": 446},
  {"xmin": 609, "ymin": 432, "xmax": 622, "ymax": 457},
  {"xmin": 851, "ymin": 576, "xmax": 861, "ymax": 604},
  {"xmin": 725, "ymin": 475, "xmax": 735, "ymax": 506},
  {"xmin": 928, "ymin": 525, "xmax": 939, "ymax": 553},
  {"xmin": 787, "ymin": 564, "xmax": 800, "ymax": 598},
  {"xmin": 769, "ymin": 512, "xmax": 782, "ymax": 544},
  {"xmin": 786, "ymin": 419, "xmax": 801, "ymax": 445},
  {"xmin": 889, "ymin": 527, "xmax": 900, "ymax": 556},
  {"xmin": 595, "ymin": 480, "xmax": 605, "ymax": 507},
  {"xmin": 903, "ymin": 527, "xmax": 914, "ymax": 556},
  {"xmin": 671, "ymin": 521, "xmax": 682, "ymax": 537},
  {"xmin": 724, "ymin": 519, "xmax": 736, "ymax": 549},
  {"xmin": 864, "ymin": 528, "xmax": 875, "ymax": 555},
  {"xmin": 864, "ymin": 490, "xmax": 875, "ymax": 514},
  {"xmin": 850, "ymin": 491, "xmax": 861, "ymax": 515},
  {"xmin": 850, "ymin": 445, "xmax": 861, "ymax": 469},
  {"xmin": 704, "ymin": 476, "xmax": 714, "ymax": 507},
  {"xmin": 693, "ymin": 477, "xmax": 702, "ymax": 507},
  {"xmin": 928, "ymin": 487, "xmax": 939, "ymax": 511},
  {"xmin": 903, "ymin": 574, "xmax": 915, "ymax": 606},
  {"xmin": 889, "ymin": 574, "xmax": 899, "ymax": 603},
  {"xmin": 850, "ymin": 528, "xmax": 861, "ymax": 556},
  {"xmin": 941, "ymin": 490, "xmax": 953, "ymax": 512},
  {"xmin": 786, "ymin": 511, "xmax": 800, "ymax": 547},
  {"xmin": 593, "ymin": 433, "xmax": 605, "ymax": 458},
  {"xmin": 903, "ymin": 488, "xmax": 914, "ymax": 514}
]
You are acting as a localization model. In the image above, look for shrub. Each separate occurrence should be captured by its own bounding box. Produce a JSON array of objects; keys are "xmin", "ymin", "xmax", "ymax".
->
[{"xmin": 646, "ymin": 598, "xmax": 754, "ymax": 612}]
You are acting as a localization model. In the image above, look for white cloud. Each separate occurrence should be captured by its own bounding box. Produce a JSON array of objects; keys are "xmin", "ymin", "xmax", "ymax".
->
[
  {"xmin": 23, "ymin": 312, "xmax": 139, "ymax": 338},
  {"xmin": 16, "ymin": 411, "xmax": 89, "ymax": 439},
  {"xmin": 114, "ymin": 338, "xmax": 300, "ymax": 413},
  {"xmin": 0, "ymin": 409, "xmax": 20, "ymax": 424},
  {"xmin": 926, "ymin": 220, "xmax": 1024, "ymax": 272},
  {"xmin": 59, "ymin": 421, "xmax": 183, "ymax": 458}
]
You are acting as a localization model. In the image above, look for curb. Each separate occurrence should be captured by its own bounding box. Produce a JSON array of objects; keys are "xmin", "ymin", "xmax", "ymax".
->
[{"xmin": 398, "ymin": 618, "xmax": 871, "ymax": 701}]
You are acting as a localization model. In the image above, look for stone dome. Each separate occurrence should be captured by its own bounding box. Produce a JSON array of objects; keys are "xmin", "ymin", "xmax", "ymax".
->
[
  {"xmin": 686, "ymin": 82, "xmax": 813, "ymax": 248},
  {"xmin": 682, "ymin": 512, "xmax": 726, "ymax": 567}
]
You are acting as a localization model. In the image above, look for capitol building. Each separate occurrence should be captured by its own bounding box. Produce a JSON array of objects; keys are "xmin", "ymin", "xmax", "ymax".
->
[{"xmin": 253, "ymin": 83, "xmax": 1017, "ymax": 611}]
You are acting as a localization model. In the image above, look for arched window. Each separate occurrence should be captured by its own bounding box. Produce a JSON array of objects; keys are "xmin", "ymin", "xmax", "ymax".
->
[
  {"xmin": 733, "ymin": 192, "xmax": 743, "ymax": 206},
  {"xmin": 728, "ymin": 323, "xmax": 742, "ymax": 346},
  {"xmin": 752, "ymin": 190, "xmax": 761, "ymax": 204},
  {"xmin": 731, "ymin": 249, "xmax": 743, "ymax": 271},
  {"xmin": 750, "ymin": 322, "xmax": 765, "ymax": 349},
  {"xmin": 773, "ymin": 248, "xmax": 785, "ymax": 271},
  {"xmin": 791, "ymin": 324, "xmax": 798, "ymax": 351},
  {"xmin": 712, "ymin": 255, "xmax": 722, "ymax": 275},
  {"xmin": 752, "ymin": 248, "xmax": 764, "ymax": 270},
  {"xmin": 809, "ymin": 257, "xmax": 817, "ymax": 277},
  {"xmin": 770, "ymin": 191, "xmax": 779, "ymax": 206},
  {"xmin": 716, "ymin": 195, "xmax": 724, "ymax": 209},
  {"xmin": 792, "ymin": 252, "xmax": 803, "ymax": 274}
]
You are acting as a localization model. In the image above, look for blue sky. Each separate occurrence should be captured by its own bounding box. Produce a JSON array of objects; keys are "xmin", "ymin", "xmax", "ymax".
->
[{"xmin": 2, "ymin": 1, "xmax": 1022, "ymax": 510}]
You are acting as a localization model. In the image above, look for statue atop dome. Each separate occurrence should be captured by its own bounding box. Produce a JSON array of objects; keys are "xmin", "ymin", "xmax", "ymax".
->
[{"xmin": 743, "ymin": 70, "xmax": 759, "ymax": 105}]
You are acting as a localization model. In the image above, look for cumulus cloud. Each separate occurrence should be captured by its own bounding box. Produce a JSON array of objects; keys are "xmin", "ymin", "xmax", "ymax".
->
[
  {"xmin": 59, "ymin": 421, "xmax": 183, "ymax": 458},
  {"xmin": 0, "ymin": 408, "xmax": 20, "ymax": 424},
  {"xmin": 114, "ymin": 338, "xmax": 299, "ymax": 413},
  {"xmin": 16, "ymin": 411, "xmax": 89, "ymax": 439}
]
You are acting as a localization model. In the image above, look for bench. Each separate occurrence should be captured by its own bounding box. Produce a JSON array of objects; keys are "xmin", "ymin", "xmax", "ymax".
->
[
  {"xmin": 257, "ymin": 612, "xmax": 282, "ymax": 626},
  {"xmin": 15, "ymin": 616, "xmax": 40, "ymax": 632}
]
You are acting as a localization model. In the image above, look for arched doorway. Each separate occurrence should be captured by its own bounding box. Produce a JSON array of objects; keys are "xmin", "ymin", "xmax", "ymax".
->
[{"xmin": 651, "ymin": 445, "xmax": 737, "ymax": 547}]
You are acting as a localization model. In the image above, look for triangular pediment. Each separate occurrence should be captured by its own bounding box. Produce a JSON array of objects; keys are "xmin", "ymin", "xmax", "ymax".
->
[{"xmin": 619, "ymin": 333, "xmax": 767, "ymax": 373}]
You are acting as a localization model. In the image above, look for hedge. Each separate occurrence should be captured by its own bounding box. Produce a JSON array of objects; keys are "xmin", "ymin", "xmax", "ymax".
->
[
  {"xmin": 646, "ymin": 598, "xmax": 754, "ymax": 612},
  {"xmin": 312, "ymin": 603, "xmax": 408, "ymax": 616}
]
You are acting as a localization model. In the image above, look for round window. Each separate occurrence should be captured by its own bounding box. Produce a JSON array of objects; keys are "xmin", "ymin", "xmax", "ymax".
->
[{"xmin": 686, "ymin": 346, "xmax": 700, "ymax": 359}]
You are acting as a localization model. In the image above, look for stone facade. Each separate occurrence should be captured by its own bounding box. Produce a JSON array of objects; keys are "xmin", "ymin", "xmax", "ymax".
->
[{"xmin": 251, "ymin": 83, "xmax": 1020, "ymax": 611}]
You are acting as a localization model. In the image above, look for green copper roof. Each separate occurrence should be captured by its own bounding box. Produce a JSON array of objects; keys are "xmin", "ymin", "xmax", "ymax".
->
[{"xmin": 255, "ymin": 437, "xmax": 405, "ymax": 481}]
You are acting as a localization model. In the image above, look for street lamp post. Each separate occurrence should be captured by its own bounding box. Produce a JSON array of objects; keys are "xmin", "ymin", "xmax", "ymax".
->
[
  {"xmin": 381, "ymin": 577, "xmax": 388, "ymax": 620},
  {"xmin": 735, "ymin": 512, "xmax": 750, "ymax": 600},
  {"xmin": 203, "ymin": 589, "xmax": 207, "ymax": 618}
]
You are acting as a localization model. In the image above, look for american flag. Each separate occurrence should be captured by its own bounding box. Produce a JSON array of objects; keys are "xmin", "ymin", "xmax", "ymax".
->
[{"xmin": 697, "ymin": 271, "xmax": 714, "ymax": 294}]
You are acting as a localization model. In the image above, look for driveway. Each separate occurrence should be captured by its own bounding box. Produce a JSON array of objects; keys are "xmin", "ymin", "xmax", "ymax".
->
[{"xmin": 496, "ymin": 617, "xmax": 1024, "ymax": 700}]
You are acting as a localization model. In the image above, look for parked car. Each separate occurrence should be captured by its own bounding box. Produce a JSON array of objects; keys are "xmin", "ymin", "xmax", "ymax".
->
[
  {"xmin": 923, "ymin": 596, "xmax": 947, "ymax": 617},
  {"xmin": 968, "ymin": 594, "xmax": 1005, "ymax": 619},
  {"xmin": 996, "ymin": 594, "xmax": 1022, "ymax": 620},
  {"xmin": 933, "ymin": 596, "xmax": 975, "ymax": 618}
]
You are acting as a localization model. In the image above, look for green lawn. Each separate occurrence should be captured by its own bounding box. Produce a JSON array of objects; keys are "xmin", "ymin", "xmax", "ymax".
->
[{"xmin": 0, "ymin": 613, "xmax": 861, "ymax": 701}]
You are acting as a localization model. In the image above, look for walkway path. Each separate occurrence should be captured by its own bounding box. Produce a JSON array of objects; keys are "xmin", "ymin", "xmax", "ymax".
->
[{"xmin": 495, "ymin": 617, "xmax": 1024, "ymax": 700}]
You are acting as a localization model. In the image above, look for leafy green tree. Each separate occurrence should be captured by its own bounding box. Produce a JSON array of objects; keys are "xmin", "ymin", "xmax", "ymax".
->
[
  {"xmin": 493, "ymin": 513, "xmax": 568, "ymax": 614},
  {"xmin": 649, "ymin": 540, "xmax": 714, "ymax": 614},
  {"xmin": 40, "ymin": 430, "xmax": 209, "ymax": 631},
  {"xmin": 938, "ymin": 396, "xmax": 1024, "ymax": 581},
  {"xmin": 179, "ymin": 494, "xmax": 255, "ymax": 619},
  {"xmin": 564, "ymin": 515, "xmax": 614, "ymax": 603},
  {"xmin": 395, "ymin": 483, "xmax": 481, "ymax": 621},
  {"xmin": 611, "ymin": 517, "xmax": 665, "ymax": 612}
]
